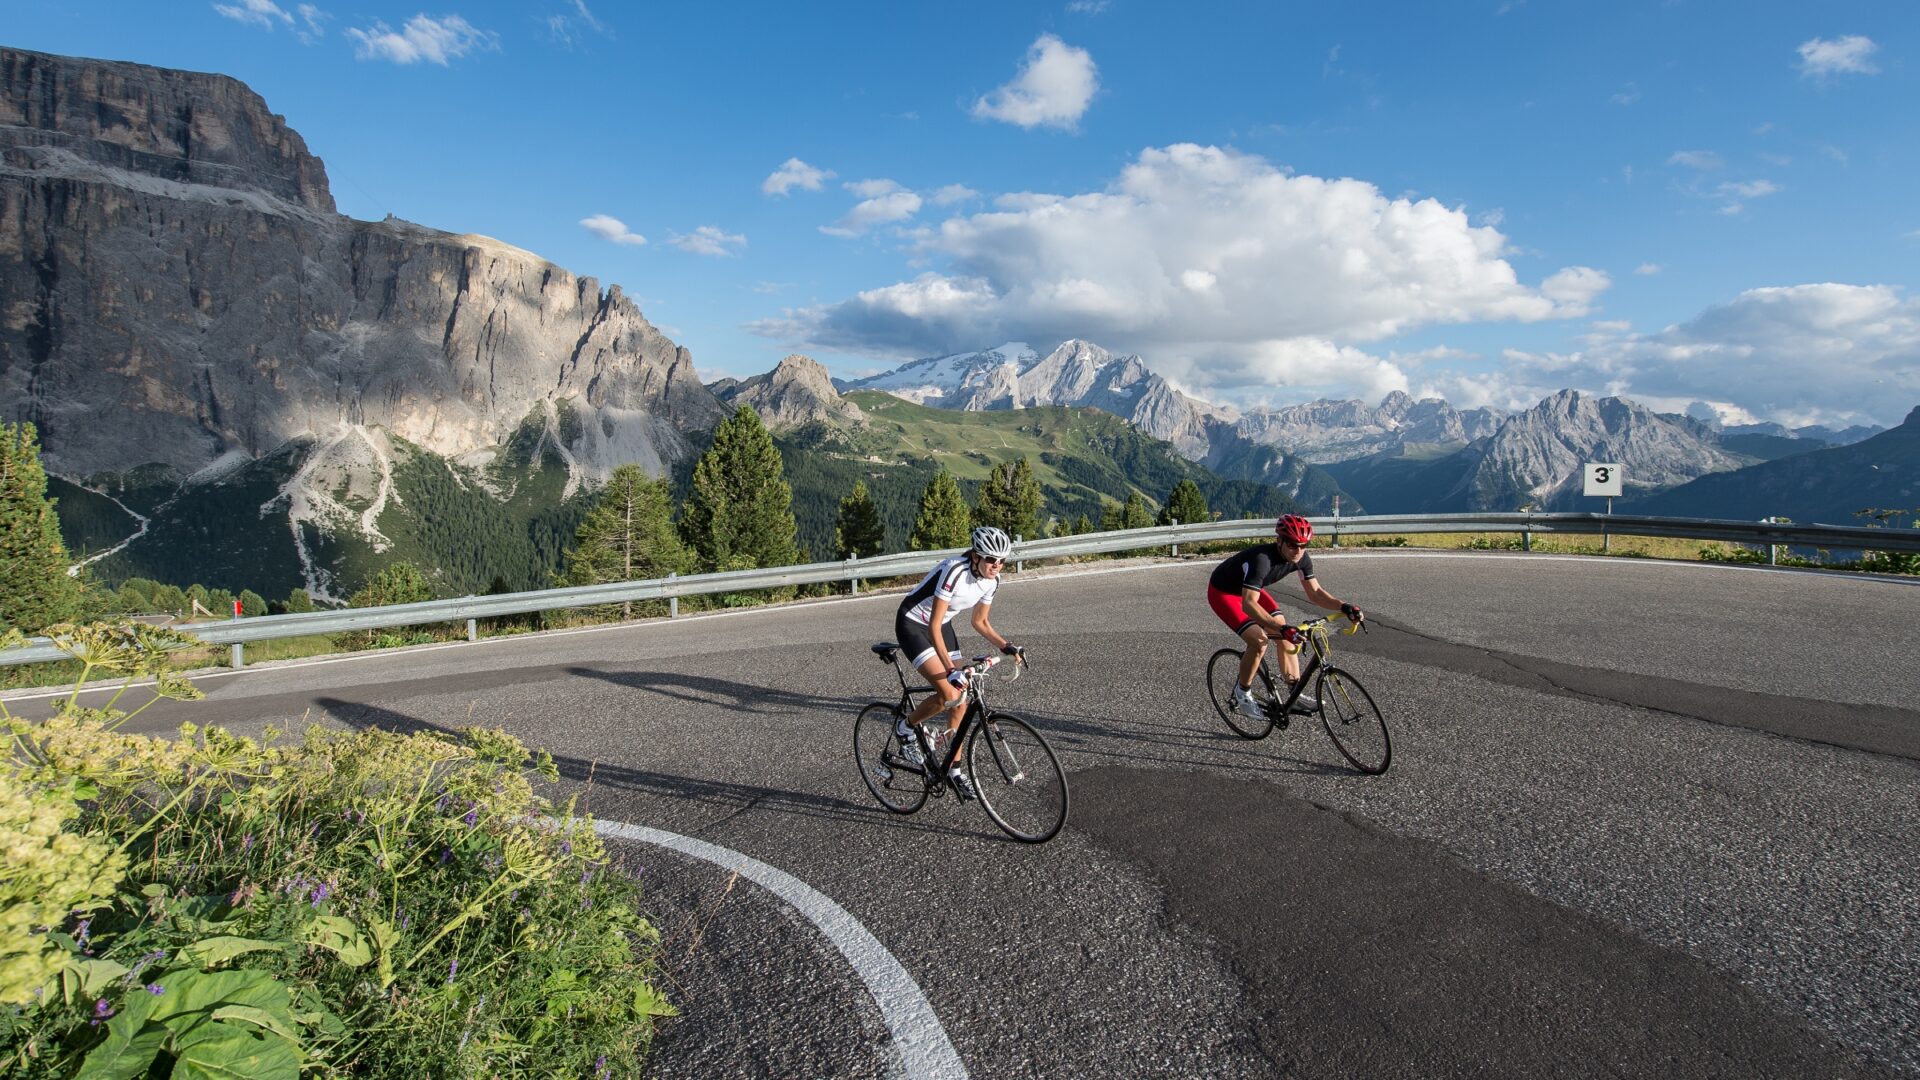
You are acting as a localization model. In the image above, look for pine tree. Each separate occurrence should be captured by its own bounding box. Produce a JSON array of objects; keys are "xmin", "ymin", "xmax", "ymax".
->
[
  {"xmin": 1160, "ymin": 478, "xmax": 1209, "ymax": 526},
  {"xmin": 284, "ymin": 588, "xmax": 315, "ymax": 614},
  {"xmin": 561, "ymin": 464, "xmax": 689, "ymax": 618},
  {"xmin": 1072, "ymin": 513, "xmax": 1094, "ymax": 536},
  {"xmin": 909, "ymin": 469, "xmax": 973, "ymax": 551},
  {"xmin": 0, "ymin": 422, "xmax": 89, "ymax": 633},
  {"xmin": 351, "ymin": 563, "xmax": 435, "ymax": 608},
  {"xmin": 238, "ymin": 589, "xmax": 267, "ymax": 617},
  {"xmin": 153, "ymin": 584, "xmax": 188, "ymax": 616},
  {"xmin": 680, "ymin": 407, "xmax": 801, "ymax": 573},
  {"xmin": 834, "ymin": 481, "xmax": 887, "ymax": 559},
  {"xmin": 973, "ymin": 457, "xmax": 1043, "ymax": 541}
]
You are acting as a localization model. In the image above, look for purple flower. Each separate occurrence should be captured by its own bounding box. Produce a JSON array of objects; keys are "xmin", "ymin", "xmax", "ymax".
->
[
  {"xmin": 435, "ymin": 791, "xmax": 450, "ymax": 812},
  {"xmin": 144, "ymin": 984, "xmax": 165, "ymax": 996},
  {"xmin": 559, "ymin": 840, "xmax": 572, "ymax": 856},
  {"xmin": 595, "ymin": 1054, "xmax": 609, "ymax": 1079},
  {"xmin": 94, "ymin": 998, "xmax": 114, "ymax": 1021},
  {"xmin": 447, "ymin": 958, "xmax": 458, "ymax": 983},
  {"xmin": 310, "ymin": 881, "xmax": 332, "ymax": 907},
  {"xmin": 242, "ymin": 834, "xmax": 254, "ymax": 851},
  {"xmin": 73, "ymin": 919, "xmax": 91, "ymax": 945},
  {"xmin": 439, "ymin": 847, "xmax": 452, "ymax": 865},
  {"xmin": 463, "ymin": 807, "xmax": 479, "ymax": 828}
]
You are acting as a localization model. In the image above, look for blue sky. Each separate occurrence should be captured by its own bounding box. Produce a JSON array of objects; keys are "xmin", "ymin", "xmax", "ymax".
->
[{"xmin": 10, "ymin": 1, "xmax": 1918, "ymax": 427}]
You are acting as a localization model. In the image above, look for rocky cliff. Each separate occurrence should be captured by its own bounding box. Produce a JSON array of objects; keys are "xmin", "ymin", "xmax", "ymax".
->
[
  {"xmin": 0, "ymin": 47, "xmax": 723, "ymax": 488},
  {"xmin": 714, "ymin": 354, "xmax": 864, "ymax": 430}
]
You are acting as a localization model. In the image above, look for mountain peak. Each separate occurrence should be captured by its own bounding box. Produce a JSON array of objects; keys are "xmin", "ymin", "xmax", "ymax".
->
[{"xmin": 718, "ymin": 354, "xmax": 863, "ymax": 430}]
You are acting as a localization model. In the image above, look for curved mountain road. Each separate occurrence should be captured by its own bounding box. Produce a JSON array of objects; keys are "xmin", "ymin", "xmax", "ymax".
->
[{"xmin": 48, "ymin": 553, "xmax": 1920, "ymax": 1078}]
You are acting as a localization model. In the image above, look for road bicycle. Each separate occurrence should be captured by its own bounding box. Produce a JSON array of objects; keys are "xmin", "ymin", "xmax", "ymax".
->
[
  {"xmin": 853, "ymin": 644, "xmax": 1069, "ymax": 843},
  {"xmin": 1206, "ymin": 613, "xmax": 1392, "ymax": 774}
]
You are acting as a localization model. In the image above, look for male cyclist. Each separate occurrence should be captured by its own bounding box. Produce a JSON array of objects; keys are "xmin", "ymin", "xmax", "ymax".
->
[
  {"xmin": 1206, "ymin": 514, "xmax": 1364, "ymax": 718},
  {"xmin": 893, "ymin": 525, "xmax": 1024, "ymax": 797}
]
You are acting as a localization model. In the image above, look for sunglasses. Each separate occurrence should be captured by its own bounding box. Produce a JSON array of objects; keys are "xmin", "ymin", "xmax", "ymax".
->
[{"xmin": 977, "ymin": 555, "xmax": 1006, "ymax": 565}]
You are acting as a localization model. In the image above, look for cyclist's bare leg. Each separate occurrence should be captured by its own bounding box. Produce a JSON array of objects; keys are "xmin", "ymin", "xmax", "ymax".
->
[
  {"xmin": 1236, "ymin": 624, "xmax": 1269, "ymax": 690},
  {"xmin": 1277, "ymin": 639, "xmax": 1302, "ymax": 686},
  {"xmin": 906, "ymin": 654, "xmax": 967, "ymax": 736}
]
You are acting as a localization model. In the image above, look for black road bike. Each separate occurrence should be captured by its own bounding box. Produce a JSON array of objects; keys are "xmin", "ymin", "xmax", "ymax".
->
[
  {"xmin": 1207, "ymin": 613, "xmax": 1392, "ymax": 774},
  {"xmin": 853, "ymin": 644, "xmax": 1069, "ymax": 843}
]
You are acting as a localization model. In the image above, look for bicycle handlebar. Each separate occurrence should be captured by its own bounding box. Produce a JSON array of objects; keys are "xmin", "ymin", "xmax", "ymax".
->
[{"xmin": 1295, "ymin": 612, "xmax": 1366, "ymax": 636}]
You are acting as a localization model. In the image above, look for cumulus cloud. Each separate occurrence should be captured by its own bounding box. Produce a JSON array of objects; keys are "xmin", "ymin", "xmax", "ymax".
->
[
  {"xmin": 755, "ymin": 144, "xmax": 1604, "ymax": 402},
  {"xmin": 762, "ymin": 158, "xmax": 833, "ymax": 196},
  {"xmin": 1635, "ymin": 263, "xmax": 1662, "ymax": 275},
  {"xmin": 1501, "ymin": 283, "xmax": 1918, "ymax": 427},
  {"xmin": 1797, "ymin": 35, "xmax": 1880, "ymax": 79},
  {"xmin": 669, "ymin": 226, "xmax": 747, "ymax": 257},
  {"xmin": 931, "ymin": 184, "xmax": 980, "ymax": 206},
  {"xmin": 971, "ymin": 34, "xmax": 1099, "ymax": 130},
  {"xmin": 579, "ymin": 214, "xmax": 646, "ymax": 246},
  {"xmin": 821, "ymin": 180, "xmax": 923, "ymax": 237},
  {"xmin": 213, "ymin": 0, "xmax": 292, "ymax": 29},
  {"xmin": 347, "ymin": 14, "xmax": 499, "ymax": 65}
]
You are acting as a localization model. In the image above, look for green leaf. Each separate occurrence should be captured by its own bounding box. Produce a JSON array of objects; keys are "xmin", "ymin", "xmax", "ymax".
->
[
  {"xmin": 140, "ymin": 883, "xmax": 168, "ymax": 898},
  {"xmin": 365, "ymin": 914, "xmax": 398, "ymax": 989},
  {"xmin": 168, "ymin": 1022, "xmax": 300, "ymax": 1080},
  {"xmin": 300, "ymin": 915, "xmax": 372, "ymax": 968},
  {"xmin": 179, "ymin": 937, "xmax": 288, "ymax": 968},
  {"xmin": 64, "ymin": 958, "xmax": 131, "ymax": 1002},
  {"xmin": 210, "ymin": 1005, "xmax": 301, "ymax": 1043},
  {"xmin": 632, "ymin": 981, "xmax": 678, "ymax": 1018},
  {"xmin": 147, "ymin": 969, "xmax": 293, "ymax": 1031},
  {"xmin": 74, "ymin": 991, "xmax": 163, "ymax": 1080}
]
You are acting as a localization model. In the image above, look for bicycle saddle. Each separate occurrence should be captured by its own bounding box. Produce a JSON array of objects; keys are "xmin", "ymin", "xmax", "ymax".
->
[{"xmin": 871, "ymin": 642, "xmax": 900, "ymax": 664}]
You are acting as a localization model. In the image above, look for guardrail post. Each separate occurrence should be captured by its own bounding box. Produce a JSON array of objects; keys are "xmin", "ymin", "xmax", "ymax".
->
[
  {"xmin": 231, "ymin": 643, "xmax": 244, "ymax": 669},
  {"xmin": 1015, "ymin": 535, "xmax": 1024, "ymax": 573},
  {"xmin": 1170, "ymin": 519, "xmax": 1179, "ymax": 557},
  {"xmin": 847, "ymin": 558, "xmax": 859, "ymax": 595},
  {"xmin": 1523, "ymin": 512, "xmax": 1532, "ymax": 553},
  {"xmin": 667, "ymin": 571, "xmax": 678, "ymax": 617},
  {"xmin": 467, "ymin": 618, "xmax": 477, "ymax": 642}
]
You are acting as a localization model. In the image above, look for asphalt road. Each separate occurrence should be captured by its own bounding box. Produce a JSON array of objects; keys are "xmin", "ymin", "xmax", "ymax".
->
[{"xmin": 25, "ymin": 552, "xmax": 1920, "ymax": 1078}]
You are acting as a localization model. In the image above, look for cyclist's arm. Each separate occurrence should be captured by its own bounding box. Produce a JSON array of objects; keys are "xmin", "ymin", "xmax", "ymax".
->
[
  {"xmin": 1300, "ymin": 576, "xmax": 1356, "ymax": 618},
  {"xmin": 927, "ymin": 596, "xmax": 958, "ymax": 675},
  {"xmin": 970, "ymin": 603, "xmax": 1008, "ymax": 653}
]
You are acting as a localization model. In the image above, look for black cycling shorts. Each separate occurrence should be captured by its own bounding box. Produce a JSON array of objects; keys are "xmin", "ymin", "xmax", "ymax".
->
[{"xmin": 895, "ymin": 607, "xmax": 960, "ymax": 671}]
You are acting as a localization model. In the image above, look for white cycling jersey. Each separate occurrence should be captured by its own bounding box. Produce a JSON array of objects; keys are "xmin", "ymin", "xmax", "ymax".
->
[{"xmin": 899, "ymin": 555, "xmax": 997, "ymax": 626}]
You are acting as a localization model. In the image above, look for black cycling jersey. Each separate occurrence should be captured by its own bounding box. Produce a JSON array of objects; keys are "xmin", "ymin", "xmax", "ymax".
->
[{"xmin": 1207, "ymin": 542, "xmax": 1315, "ymax": 594}]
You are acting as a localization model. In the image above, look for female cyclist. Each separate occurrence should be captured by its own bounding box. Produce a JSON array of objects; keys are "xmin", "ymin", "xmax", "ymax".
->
[{"xmin": 893, "ymin": 525, "xmax": 1025, "ymax": 796}]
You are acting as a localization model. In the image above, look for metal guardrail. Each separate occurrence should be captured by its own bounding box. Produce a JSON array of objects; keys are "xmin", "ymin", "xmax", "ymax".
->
[{"xmin": 3, "ymin": 512, "xmax": 1913, "ymax": 668}]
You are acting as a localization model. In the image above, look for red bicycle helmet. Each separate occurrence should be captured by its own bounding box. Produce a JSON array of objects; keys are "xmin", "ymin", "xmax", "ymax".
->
[{"xmin": 1276, "ymin": 514, "xmax": 1313, "ymax": 545}]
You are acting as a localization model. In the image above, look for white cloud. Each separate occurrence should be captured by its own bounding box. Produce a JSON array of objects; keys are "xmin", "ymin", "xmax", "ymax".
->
[
  {"xmin": 762, "ymin": 157, "xmax": 833, "ymax": 196},
  {"xmin": 213, "ymin": 0, "xmax": 292, "ymax": 29},
  {"xmin": 1635, "ymin": 263, "xmax": 1662, "ymax": 275},
  {"xmin": 1502, "ymin": 283, "xmax": 1919, "ymax": 427},
  {"xmin": 579, "ymin": 214, "xmax": 646, "ymax": 246},
  {"xmin": 1797, "ymin": 35, "xmax": 1880, "ymax": 79},
  {"xmin": 1667, "ymin": 150, "xmax": 1723, "ymax": 170},
  {"xmin": 1066, "ymin": 0, "xmax": 1110, "ymax": 12},
  {"xmin": 971, "ymin": 34, "xmax": 1099, "ymax": 130},
  {"xmin": 669, "ymin": 226, "xmax": 747, "ymax": 257},
  {"xmin": 1719, "ymin": 179, "xmax": 1780, "ymax": 200},
  {"xmin": 347, "ymin": 14, "xmax": 499, "ymax": 65},
  {"xmin": 821, "ymin": 181, "xmax": 923, "ymax": 237},
  {"xmin": 1610, "ymin": 83, "xmax": 1641, "ymax": 106},
  {"xmin": 756, "ymin": 143, "xmax": 1605, "ymax": 396},
  {"xmin": 295, "ymin": 3, "xmax": 328, "ymax": 41},
  {"xmin": 931, "ymin": 184, "xmax": 980, "ymax": 206}
]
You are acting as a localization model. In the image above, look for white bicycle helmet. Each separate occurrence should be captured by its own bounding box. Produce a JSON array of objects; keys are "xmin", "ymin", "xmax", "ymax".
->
[{"xmin": 970, "ymin": 525, "xmax": 1013, "ymax": 559}]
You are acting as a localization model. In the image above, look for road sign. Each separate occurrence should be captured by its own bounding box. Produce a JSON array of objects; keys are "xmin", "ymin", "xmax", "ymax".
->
[{"xmin": 1584, "ymin": 463, "xmax": 1624, "ymax": 498}]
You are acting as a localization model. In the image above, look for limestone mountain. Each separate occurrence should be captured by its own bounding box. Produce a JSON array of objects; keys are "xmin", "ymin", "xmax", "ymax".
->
[
  {"xmin": 713, "ymin": 354, "xmax": 864, "ymax": 430},
  {"xmin": 1, "ymin": 47, "xmax": 725, "ymax": 597},
  {"xmin": 1629, "ymin": 405, "xmax": 1919, "ymax": 527}
]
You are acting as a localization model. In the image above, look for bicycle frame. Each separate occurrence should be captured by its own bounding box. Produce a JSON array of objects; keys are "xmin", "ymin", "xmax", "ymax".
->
[
  {"xmin": 1257, "ymin": 617, "xmax": 1352, "ymax": 722},
  {"xmin": 881, "ymin": 651, "xmax": 1013, "ymax": 792}
]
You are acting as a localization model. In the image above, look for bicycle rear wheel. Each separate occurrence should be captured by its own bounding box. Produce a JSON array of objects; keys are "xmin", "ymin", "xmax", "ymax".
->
[
  {"xmin": 967, "ymin": 713, "xmax": 1069, "ymax": 843},
  {"xmin": 854, "ymin": 702, "xmax": 929, "ymax": 813},
  {"xmin": 1208, "ymin": 647, "xmax": 1275, "ymax": 740},
  {"xmin": 1314, "ymin": 667, "xmax": 1391, "ymax": 775}
]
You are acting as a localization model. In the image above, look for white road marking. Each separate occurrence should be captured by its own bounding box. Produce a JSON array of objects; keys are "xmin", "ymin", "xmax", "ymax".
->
[{"xmin": 594, "ymin": 820, "xmax": 968, "ymax": 1080}]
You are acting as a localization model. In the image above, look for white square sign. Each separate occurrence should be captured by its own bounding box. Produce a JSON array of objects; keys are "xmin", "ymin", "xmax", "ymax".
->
[{"xmin": 1584, "ymin": 462, "xmax": 1624, "ymax": 497}]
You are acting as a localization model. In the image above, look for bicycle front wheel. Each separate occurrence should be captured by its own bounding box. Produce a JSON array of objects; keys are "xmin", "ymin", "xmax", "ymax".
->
[
  {"xmin": 967, "ymin": 713, "xmax": 1069, "ymax": 843},
  {"xmin": 1208, "ymin": 647, "xmax": 1275, "ymax": 740},
  {"xmin": 1315, "ymin": 668, "xmax": 1391, "ymax": 775},
  {"xmin": 855, "ymin": 702, "xmax": 929, "ymax": 813}
]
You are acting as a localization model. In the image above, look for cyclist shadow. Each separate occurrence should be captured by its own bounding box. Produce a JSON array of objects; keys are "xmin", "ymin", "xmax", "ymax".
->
[
  {"xmin": 310, "ymin": 696, "xmax": 991, "ymax": 843},
  {"xmin": 564, "ymin": 665, "xmax": 869, "ymax": 716},
  {"xmin": 1021, "ymin": 705, "xmax": 1352, "ymax": 778}
]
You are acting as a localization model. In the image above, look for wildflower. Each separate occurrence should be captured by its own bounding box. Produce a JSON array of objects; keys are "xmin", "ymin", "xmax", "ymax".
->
[
  {"xmin": 559, "ymin": 840, "xmax": 572, "ymax": 856},
  {"xmin": 596, "ymin": 1054, "xmax": 609, "ymax": 1079},
  {"xmin": 310, "ymin": 881, "xmax": 332, "ymax": 907},
  {"xmin": 458, "ymin": 1027, "xmax": 471, "ymax": 1051},
  {"xmin": 73, "ymin": 918, "xmax": 91, "ymax": 945},
  {"xmin": 242, "ymin": 833, "xmax": 254, "ymax": 851},
  {"xmin": 144, "ymin": 983, "xmax": 165, "ymax": 996},
  {"xmin": 435, "ymin": 791, "xmax": 450, "ymax": 812},
  {"xmin": 447, "ymin": 958, "xmax": 458, "ymax": 983},
  {"xmin": 91, "ymin": 998, "xmax": 114, "ymax": 1026},
  {"xmin": 439, "ymin": 847, "xmax": 451, "ymax": 865},
  {"xmin": 463, "ymin": 807, "xmax": 479, "ymax": 828}
]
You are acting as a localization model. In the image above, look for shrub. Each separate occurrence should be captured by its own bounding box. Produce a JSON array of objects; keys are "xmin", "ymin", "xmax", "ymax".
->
[{"xmin": 0, "ymin": 623, "xmax": 671, "ymax": 1078}]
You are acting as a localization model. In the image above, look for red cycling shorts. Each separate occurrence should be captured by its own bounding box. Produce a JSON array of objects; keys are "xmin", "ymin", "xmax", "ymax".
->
[{"xmin": 1207, "ymin": 585, "xmax": 1281, "ymax": 636}]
